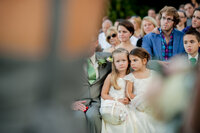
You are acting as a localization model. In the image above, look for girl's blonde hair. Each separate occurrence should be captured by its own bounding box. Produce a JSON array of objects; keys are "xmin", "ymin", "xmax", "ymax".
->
[
  {"xmin": 111, "ymin": 48, "xmax": 130, "ymax": 90},
  {"xmin": 141, "ymin": 16, "xmax": 157, "ymax": 37}
]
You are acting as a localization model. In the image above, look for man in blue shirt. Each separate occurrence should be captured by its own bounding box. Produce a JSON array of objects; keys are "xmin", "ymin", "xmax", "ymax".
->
[{"xmin": 142, "ymin": 6, "xmax": 185, "ymax": 61}]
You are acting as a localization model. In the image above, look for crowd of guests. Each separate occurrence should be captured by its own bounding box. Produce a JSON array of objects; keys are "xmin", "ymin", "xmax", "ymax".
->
[{"xmin": 72, "ymin": 1, "xmax": 200, "ymax": 133}]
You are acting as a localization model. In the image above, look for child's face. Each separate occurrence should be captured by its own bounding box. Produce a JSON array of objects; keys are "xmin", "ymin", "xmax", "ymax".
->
[
  {"xmin": 113, "ymin": 53, "xmax": 129, "ymax": 72},
  {"xmin": 183, "ymin": 34, "xmax": 200, "ymax": 57},
  {"xmin": 129, "ymin": 55, "xmax": 146, "ymax": 71}
]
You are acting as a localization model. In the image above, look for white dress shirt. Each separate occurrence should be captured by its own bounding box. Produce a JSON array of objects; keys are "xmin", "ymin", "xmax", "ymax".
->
[
  {"xmin": 90, "ymin": 54, "xmax": 99, "ymax": 79},
  {"xmin": 188, "ymin": 53, "xmax": 199, "ymax": 64}
]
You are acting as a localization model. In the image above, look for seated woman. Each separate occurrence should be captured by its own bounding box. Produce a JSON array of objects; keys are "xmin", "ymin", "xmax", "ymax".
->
[
  {"xmin": 103, "ymin": 27, "xmax": 121, "ymax": 53},
  {"xmin": 136, "ymin": 16, "xmax": 158, "ymax": 47},
  {"xmin": 129, "ymin": 16, "xmax": 142, "ymax": 46},
  {"xmin": 177, "ymin": 10, "xmax": 187, "ymax": 31},
  {"xmin": 116, "ymin": 20, "xmax": 136, "ymax": 53}
]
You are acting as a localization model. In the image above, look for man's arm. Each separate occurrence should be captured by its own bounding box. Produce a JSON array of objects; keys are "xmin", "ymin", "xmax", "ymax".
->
[{"xmin": 142, "ymin": 35, "xmax": 153, "ymax": 57}]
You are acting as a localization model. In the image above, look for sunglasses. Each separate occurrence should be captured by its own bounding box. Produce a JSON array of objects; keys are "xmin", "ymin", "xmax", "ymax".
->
[{"xmin": 107, "ymin": 33, "xmax": 117, "ymax": 40}]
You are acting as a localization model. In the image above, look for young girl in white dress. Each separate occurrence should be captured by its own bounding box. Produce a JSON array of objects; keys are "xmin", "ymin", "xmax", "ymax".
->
[
  {"xmin": 124, "ymin": 47, "xmax": 159, "ymax": 133},
  {"xmin": 100, "ymin": 48, "xmax": 136, "ymax": 133}
]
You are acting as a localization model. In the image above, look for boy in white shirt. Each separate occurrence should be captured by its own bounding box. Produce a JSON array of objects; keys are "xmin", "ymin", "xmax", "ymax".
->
[{"xmin": 183, "ymin": 29, "xmax": 200, "ymax": 66}]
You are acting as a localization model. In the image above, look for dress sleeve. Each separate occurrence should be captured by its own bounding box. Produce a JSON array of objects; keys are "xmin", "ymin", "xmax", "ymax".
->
[{"xmin": 123, "ymin": 73, "xmax": 134, "ymax": 82}]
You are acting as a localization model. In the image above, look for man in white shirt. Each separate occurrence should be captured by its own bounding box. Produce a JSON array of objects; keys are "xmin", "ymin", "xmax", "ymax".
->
[
  {"xmin": 183, "ymin": 29, "xmax": 200, "ymax": 66},
  {"xmin": 98, "ymin": 19, "xmax": 112, "ymax": 50},
  {"xmin": 72, "ymin": 37, "xmax": 111, "ymax": 133}
]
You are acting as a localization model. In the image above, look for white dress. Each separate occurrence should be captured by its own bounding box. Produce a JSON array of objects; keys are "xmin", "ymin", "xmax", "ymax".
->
[
  {"xmin": 124, "ymin": 70, "xmax": 164, "ymax": 133},
  {"xmin": 101, "ymin": 78, "xmax": 137, "ymax": 133}
]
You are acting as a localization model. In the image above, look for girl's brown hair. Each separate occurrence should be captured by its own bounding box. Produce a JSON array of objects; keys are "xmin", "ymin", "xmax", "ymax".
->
[
  {"xmin": 129, "ymin": 48, "xmax": 150, "ymax": 64},
  {"xmin": 111, "ymin": 48, "xmax": 130, "ymax": 90}
]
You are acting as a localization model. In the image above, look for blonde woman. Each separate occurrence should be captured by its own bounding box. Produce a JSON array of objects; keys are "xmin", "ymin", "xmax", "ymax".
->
[
  {"xmin": 137, "ymin": 16, "xmax": 158, "ymax": 47},
  {"xmin": 103, "ymin": 27, "xmax": 120, "ymax": 53},
  {"xmin": 129, "ymin": 16, "xmax": 142, "ymax": 38},
  {"xmin": 129, "ymin": 16, "xmax": 142, "ymax": 46}
]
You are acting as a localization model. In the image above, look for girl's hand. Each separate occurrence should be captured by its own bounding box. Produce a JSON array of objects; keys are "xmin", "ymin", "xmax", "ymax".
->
[
  {"xmin": 123, "ymin": 97, "xmax": 130, "ymax": 104},
  {"xmin": 72, "ymin": 100, "xmax": 87, "ymax": 112},
  {"xmin": 118, "ymin": 98, "xmax": 130, "ymax": 105}
]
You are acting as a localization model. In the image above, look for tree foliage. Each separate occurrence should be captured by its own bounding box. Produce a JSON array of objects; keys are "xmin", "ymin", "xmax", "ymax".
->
[{"xmin": 107, "ymin": 0, "xmax": 155, "ymax": 23}]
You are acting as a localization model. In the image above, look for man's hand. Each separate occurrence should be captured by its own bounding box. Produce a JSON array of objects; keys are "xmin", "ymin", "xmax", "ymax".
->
[
  {"xmin": 72, "ymin": 100, "xmax": 87, "ymax": 112},
  {"xmin": 158, "ymin": 61, "xmax": 169, "ymax": 69},
  {"xmin": 152, "ymin": 27, "xmax": 160, "ymax": 34}
]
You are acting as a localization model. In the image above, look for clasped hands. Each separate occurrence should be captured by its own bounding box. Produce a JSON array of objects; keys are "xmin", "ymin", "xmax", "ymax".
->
[{"xmin": 116, "ymin": 97, "xmax": 130, "ymax": 105}]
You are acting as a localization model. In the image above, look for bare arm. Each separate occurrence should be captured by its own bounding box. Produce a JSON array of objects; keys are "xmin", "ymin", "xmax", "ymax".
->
[
  {"xmin": 101, "ymin": 74, "xmax": 114, "ymax": 100},
  {"xmin": 101, "ymin": 74, "xmax": 130, "ymax": 104},
  {"xmin": 126, "ymin": 81, "xmax": 135, "ymax": 100}
]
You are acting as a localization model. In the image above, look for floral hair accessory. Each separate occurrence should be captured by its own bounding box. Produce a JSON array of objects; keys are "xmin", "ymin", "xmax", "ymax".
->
[{"xmin": 107, "ymin": 57, "xmax": 113, "ymax": 62}]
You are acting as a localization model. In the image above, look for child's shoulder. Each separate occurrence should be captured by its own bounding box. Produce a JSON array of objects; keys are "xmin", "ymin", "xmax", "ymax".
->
[
  {"xmin": 107, "ymin": 73, "xmax": 112, "ymax": 78},
  {"xmin": 124, "ymin": 72, "xmax": 134, "ymax": 82}
]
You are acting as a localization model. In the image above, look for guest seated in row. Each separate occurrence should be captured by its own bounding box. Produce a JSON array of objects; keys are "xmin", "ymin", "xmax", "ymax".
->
[
  {"xmin": 136, "ymin": 16, "xmax": 158, "ymax": 47},
  {"xmin": 183, "ymin": 29, "xmax": 200, "ymax": 66},
  {"xmin": 72, "ymin": 37, "xmax": 111, "ymax": 133},
  {"xmin": 116, "ymin": 20, "xmax": 136, "ymax": 52},
  {"xmin": 142, "ymin": 6, "xmax": 185, "ymax": 62},
  {"xmin": 103, "ymin": 27, "xmax": 120, "ymax": 53}
]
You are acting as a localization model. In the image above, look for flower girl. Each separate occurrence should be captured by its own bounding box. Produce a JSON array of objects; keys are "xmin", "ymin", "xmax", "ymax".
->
[
  {"xmin": 100, "ymin": 48, "xmax": 136, "ymax": 133},
  {"xmin": 125, "ymin": 47, "xmax": 161, "ymax": 133}
]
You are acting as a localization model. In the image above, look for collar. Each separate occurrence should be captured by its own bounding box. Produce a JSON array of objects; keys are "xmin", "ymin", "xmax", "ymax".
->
[
  {"xmin": 188, "ymin": 53, "xmax": 199, "ymax": 60},
  {"xmin": 90, "ymin": 54, "xmax": 96, "ymax": 65},
  {"xmin": 159, "ymin": 28, "xmax": 174, "ymax": 36}
]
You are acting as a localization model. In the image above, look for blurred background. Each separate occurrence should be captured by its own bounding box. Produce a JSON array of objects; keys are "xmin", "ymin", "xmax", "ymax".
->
[{"xmin": 107, "ymin": 0, "xmax": 188, "ymax": 22}]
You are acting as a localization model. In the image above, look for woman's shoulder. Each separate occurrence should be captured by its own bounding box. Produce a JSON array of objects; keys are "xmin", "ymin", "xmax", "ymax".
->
[{"xmin": 123, "ymin": 73, "xmax": 134, "ymax": 82}]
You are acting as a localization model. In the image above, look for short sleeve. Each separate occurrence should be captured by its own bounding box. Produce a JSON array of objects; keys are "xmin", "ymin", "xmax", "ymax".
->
[{"xmin": 123, "ymin": 73, "xmax": 134, "ymax": 82}]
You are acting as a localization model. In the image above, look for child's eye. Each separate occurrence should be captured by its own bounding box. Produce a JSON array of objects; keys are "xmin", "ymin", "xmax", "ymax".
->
[
  {"xmin": 190, "ymin": 40, "xmax": 195, "ymax": 43},
  {"xmin": 184, "ymin": 41, "xmax": 187, "ymax": 44}
]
